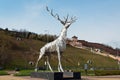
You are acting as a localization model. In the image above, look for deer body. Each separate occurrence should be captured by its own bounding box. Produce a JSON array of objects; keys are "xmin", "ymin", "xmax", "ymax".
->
[
  {"xmin": 44, "ymin": 28, "xmax": 67, "ymax": 52},
  {"xmin": 35, "ymin": 7, "xmax": 76, "ymax": 72}
]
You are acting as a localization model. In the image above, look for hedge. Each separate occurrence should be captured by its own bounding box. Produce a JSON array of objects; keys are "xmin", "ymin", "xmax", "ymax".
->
[{"xmin": 95, "ymin": 70, "xmax": 120, "ymax": 76}]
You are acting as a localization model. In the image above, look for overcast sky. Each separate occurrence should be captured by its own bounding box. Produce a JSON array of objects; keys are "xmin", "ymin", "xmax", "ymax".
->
[{"xmin": 0, "ymin": 0, "xmax": 120, "ymax": 48}]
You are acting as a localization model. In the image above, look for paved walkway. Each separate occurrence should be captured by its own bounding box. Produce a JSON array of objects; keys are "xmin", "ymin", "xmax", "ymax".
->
[
  {"xmin": 0, "ymin": 75, "xmax": 120, "ymax": 80},
  {"xmin": 0, "ymin": 75, "xmax": 46, "ymax": 80}
]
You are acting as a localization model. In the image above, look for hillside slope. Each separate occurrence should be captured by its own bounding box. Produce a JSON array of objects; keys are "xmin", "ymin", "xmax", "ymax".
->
[
  {"xmin": 78, "ymin": 40, "xmax": 120, "ymax": 56},
  {"xmin": 0, "ymin": 31, "xmax": 118, "ymax": 70}
]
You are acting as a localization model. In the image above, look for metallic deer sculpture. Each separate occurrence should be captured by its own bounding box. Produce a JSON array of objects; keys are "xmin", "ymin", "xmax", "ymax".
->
[{"xmin": 35, "ymin": 6, "xmax": 77, "ymax": 72}]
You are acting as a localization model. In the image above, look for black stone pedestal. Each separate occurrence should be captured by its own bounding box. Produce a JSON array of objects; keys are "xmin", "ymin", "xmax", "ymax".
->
[
  {"xmin": 31, "ymin": 72, "xmax": 63, "ymax": 80},
  {"xmin": 31, "ymin": 72, "xmax": 81, "ymax": 80}
]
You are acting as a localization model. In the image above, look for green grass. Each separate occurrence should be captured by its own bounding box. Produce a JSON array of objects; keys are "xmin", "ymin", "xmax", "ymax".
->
[
  {"xmin": 58, "ymin": 45, "xmax": 118, "ymax": 71},
  {"xmin": 14, "ymin": 70, "xmax": 34, "ymax": 76},
  {"xmin": 0, "ymin": 70, "xmax": 9, "ymax": 75}
]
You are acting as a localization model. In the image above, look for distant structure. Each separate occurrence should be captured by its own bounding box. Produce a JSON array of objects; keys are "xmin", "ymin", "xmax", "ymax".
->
[{"xmin": 67, "ymin": 36, "xmax": 82, "ymax": 48}]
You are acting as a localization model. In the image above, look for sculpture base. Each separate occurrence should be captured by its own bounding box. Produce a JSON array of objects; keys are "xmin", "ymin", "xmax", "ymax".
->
[{"xmin": 31, "ymin": 72, "xmax": 81, "ymax": 80}]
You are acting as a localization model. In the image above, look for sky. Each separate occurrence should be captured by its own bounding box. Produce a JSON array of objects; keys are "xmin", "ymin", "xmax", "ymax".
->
[{"xmin": 0, "ymin": 0, "xmax": 120, "ymax": 48}]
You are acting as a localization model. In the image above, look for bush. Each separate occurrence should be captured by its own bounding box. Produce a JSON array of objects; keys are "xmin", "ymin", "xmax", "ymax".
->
[
  {"xmin": 80, "ymin": 70, "xmax": 95, "ymax": 76},
  {"xmin": 95, "ymin": 70, "xmax": 120, "ymax": 76}
]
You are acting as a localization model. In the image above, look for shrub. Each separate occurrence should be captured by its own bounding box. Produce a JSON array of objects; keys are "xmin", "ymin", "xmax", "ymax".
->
[{"xmin": 95, "ymin": 70, "xmax": 120, "ymax": 76}]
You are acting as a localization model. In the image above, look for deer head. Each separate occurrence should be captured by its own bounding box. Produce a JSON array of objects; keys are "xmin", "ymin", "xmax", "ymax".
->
[{"xmin": 46, "ymin": 6, "xmax": 77, "ymax": 29}]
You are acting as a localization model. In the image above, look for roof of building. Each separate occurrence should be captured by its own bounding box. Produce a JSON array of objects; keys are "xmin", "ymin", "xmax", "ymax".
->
[{"xmin": 72, "ymin": 36, "xmax": 78, "ymax": 38}]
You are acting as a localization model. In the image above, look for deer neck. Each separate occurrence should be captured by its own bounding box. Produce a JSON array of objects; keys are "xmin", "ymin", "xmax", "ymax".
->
[{"xmin": 59, "ymin": 27, "xmax": 67, "ymax": 40}]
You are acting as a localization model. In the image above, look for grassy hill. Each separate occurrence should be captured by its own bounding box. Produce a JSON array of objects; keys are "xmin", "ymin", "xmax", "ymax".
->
[{"xmin": 0, "ymin": 30, "xmax": 118, "ymax": 70}]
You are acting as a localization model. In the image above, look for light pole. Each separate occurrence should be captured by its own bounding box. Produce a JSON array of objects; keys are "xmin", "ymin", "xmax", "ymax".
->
[
  {"xmin": 44, "ymin": 30, "xmax": 49, "ymax": 70},
  {"xmin": 112, "ymin": 42, "xmax": 120, "ymax": 70},
  {"xmin": 116, "ymin": 49, "xmax": 120, "ymax": 70},
  {"xmin": 44, "ymin": 30, "xmax": 49, "ymax": 43}
]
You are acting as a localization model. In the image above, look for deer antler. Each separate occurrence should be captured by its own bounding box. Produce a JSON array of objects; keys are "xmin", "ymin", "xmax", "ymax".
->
[
  {"xmin": 64, "ymin": 14, "xmax": 69, "ymax": 24},
  {"xmin": 46, "ymin": 6, "xmax": 65, "ymax": 25},
  {"xmin": 70, "ymin": 16, "xmax": 77, "ymax": 23},
  {"xmin": 46, "ymin": 6, "xmax": 77, "ymax": 25}
]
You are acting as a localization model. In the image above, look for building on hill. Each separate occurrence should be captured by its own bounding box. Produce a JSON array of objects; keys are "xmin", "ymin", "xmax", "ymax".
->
[
  {"xmin": 72, "ymin": 36, "xmax": 78, "ymax": 42},
  {"xmin": 67, "ymin": 36, "xmax": 82, "ymax": 48}
]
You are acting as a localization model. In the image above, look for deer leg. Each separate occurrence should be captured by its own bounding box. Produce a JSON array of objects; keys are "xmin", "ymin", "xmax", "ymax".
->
[
  {"xmin": 57, "ymin": 48, "xmax": 61, "ymax": 72},
  {"xmin": 59, "ymin": 54, "xmax": 64, "ymax": 72},
  {"xmin": 35, "ymin": 51, "xmax": 44, "ymax": 72},
  {"xmin": 46, "ymin": 55, "xmax": 53, "ymax": 72},
  {"xmin": 57, "ymin": 47, "xmax": 64, "ymax": 72},
  {"xmin": 59, "ymin": 56, "xmax": 64, "ymax": 72}
]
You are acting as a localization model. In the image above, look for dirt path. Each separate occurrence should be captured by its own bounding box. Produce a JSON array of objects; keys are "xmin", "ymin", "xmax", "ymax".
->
[{"xmin": 0, "ymin": 75, "xmax": 46, "ymax": 80}]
